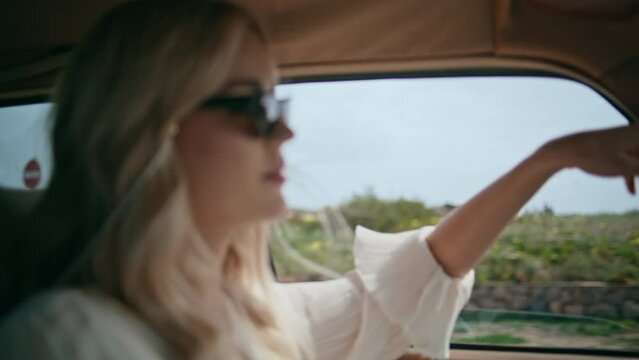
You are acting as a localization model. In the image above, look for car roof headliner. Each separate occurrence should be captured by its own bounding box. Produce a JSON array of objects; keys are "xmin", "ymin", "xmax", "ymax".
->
[{"xmin": 0, "ymin": 0, "xmax": 638, "ymax": 120}]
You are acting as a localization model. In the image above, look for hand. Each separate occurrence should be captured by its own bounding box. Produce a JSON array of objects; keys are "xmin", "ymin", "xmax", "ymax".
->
[{"xmin": 543, "ymin": 124, "xmax": 639, "ymax": 194}]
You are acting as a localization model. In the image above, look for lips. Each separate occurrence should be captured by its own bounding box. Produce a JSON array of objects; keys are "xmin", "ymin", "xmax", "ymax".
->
[{"xmin": 264, "ymin": 165, "xmax": 285, "ymax": 184}]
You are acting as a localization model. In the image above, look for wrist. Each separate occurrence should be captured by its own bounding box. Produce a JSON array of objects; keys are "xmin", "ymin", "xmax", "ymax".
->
[{"xmin": 530, "ymin": 139, "xmax": 572, "ymax": 174}]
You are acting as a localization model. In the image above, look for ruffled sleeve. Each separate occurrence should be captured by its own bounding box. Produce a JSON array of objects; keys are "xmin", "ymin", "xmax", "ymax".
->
[
  {"xmin": 276, "ymin": 225, "xmax": 474, "ymax": 360},
  {"xmin": 354, "ymin": 225, "xmax": 474, "ymax": 358}
]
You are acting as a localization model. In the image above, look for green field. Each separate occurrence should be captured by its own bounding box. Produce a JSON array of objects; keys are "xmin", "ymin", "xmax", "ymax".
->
[{"xmin": 272, "ymin": 190, "xmax": 639, "ymax": 284}]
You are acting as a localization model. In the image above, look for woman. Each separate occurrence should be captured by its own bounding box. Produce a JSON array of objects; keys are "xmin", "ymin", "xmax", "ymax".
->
[{"xmin": 1, "ymin": 0, "xmax": 638, "ymax": 359}]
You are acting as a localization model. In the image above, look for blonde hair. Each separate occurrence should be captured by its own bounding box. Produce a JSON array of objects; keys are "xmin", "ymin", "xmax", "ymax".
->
[{"xmin": 10, "ymin": 0, "xmax": 307, "ymax": 358}]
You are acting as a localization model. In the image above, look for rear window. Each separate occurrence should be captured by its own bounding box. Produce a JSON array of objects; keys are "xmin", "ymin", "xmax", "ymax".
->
[{"xmin": 0, "ymin": 103, "xmax": 52, "ymax": 190}]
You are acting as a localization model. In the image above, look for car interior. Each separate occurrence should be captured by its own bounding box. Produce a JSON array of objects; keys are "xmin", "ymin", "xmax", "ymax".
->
[{"xmin": 1, "ymin": 0, "xmax": 639, "ymax": 359}]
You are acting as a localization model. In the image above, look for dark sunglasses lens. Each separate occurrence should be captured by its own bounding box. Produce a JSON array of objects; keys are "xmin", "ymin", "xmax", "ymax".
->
[{"xmin": 199, "ymin": 93, "xmax": 289, "ymax": 138}]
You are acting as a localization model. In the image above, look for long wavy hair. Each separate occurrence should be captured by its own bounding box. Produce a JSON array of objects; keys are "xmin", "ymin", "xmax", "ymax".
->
[{"xmin": 6, "ymin": 1, "xmax": 307, "ymax": 358}]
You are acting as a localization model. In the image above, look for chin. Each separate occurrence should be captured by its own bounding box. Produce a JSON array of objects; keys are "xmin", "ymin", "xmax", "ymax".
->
[
  {"xmin": 253, "ymin": 194, "xmax": 288, "ymax": 221},
  {"xmin": 270, "ymin": 200, "xmax": 289, "ymax": 219}
]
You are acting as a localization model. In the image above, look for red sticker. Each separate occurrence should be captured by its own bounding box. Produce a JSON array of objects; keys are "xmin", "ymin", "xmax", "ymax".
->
[{"xmin": 23, "ymin": 158, "xmax": 41, "ymax": 189}]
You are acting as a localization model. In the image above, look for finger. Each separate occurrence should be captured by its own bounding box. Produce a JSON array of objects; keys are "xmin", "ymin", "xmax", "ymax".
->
[{"xmin": 624, "ymin": 175, "xmax": 636, "ymax": 195}]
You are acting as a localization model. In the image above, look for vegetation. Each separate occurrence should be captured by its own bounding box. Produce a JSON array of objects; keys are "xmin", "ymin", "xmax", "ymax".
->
[
  {"xmin": 453, "ymin": 309, "xmax": 639, "ymax": 350},
  {"xmin": 481, "ymin": 210, "xmax": 639, "ymax": 284},
  {"xmin": 457, "ymin": 334, "xmax": 527, "ymax": 345},
  {"xmin": 271, "ymin": 190, "xmax": 639, "ymax": 285},
  {"xmin": 335, "ymin": 188, "xmax": 441, "ymax": 232}
]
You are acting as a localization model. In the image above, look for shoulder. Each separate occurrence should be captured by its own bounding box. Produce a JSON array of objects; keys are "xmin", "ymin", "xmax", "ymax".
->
[{"xmin": 0, "ymin": 288, "xmax": 171, "ymax": 359}]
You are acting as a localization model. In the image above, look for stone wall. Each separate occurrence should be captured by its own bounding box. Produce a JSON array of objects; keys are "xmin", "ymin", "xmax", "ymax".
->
[{"xmin": 466, "ymin": 283, "xmax": 639, "ymax": 319}]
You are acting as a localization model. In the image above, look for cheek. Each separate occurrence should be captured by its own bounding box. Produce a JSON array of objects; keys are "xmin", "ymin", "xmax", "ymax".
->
[
  {"xmin": 179, "ymin": 113, "xmax": 258, "ymax": 181},
  {"xmin": 175, "ymin": 114, "xmax": 274, "ymax": 225},
  {"xmin": 205, "ymin": 139, "xmax": 261, "ymax": 194}
]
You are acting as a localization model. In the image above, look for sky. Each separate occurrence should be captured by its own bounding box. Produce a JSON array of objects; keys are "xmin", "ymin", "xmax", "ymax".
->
[
  {"xmin": 276, "ymin": 76, "xmax": 637, "ymax": 214},
  {"xmin": 1, "ymin": 76, "xmax": 637, "ymax": 214}
]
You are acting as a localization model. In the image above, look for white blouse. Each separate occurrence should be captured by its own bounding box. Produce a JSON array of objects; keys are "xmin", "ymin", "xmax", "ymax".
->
[{"xmin": 0, "ymin": 226, "xmax": 474, "ymax": 359}]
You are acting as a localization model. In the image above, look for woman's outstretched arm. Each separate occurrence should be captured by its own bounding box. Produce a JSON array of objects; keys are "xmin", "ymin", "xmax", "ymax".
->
[{"xmin": 427, "ymin": 124, "xmax": 639, "ymax": 277}]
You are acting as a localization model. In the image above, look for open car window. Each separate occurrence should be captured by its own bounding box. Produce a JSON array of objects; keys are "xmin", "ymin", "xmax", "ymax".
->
[{"xmin": 273, "ymin": 76, "xmax": 639, "ymax": 354}]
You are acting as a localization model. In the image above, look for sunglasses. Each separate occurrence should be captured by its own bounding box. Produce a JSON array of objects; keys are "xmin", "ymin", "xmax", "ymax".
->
[{"xmin": 199, "ymin": 91, "xmax": 289, "ymax": 137}]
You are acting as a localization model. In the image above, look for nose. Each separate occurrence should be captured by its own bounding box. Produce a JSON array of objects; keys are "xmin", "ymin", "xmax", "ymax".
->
[{"xmin": 272, "ymin": 119, "xmax": 294, "ymax": 142}]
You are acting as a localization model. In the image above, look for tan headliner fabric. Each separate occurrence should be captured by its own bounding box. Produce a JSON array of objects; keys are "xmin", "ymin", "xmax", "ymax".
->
[
  {"xmin": 495, "ymin": 0, "xmax": 639, "ymax": 116},
  {"xmin": 264, "ymin": 0, "xmax": 495, "ymax": 65},
  {"xmin": 0, "ymin": 0, "xmax": 638, "ymax": 119}
]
